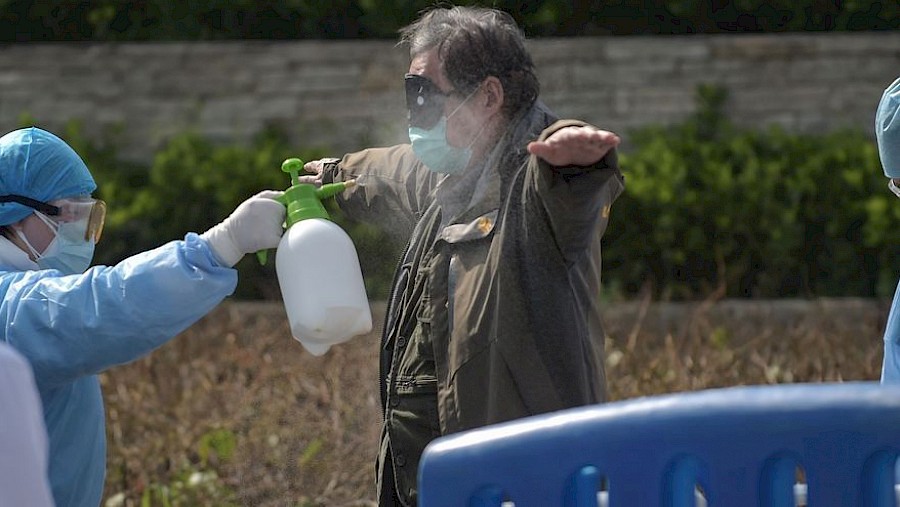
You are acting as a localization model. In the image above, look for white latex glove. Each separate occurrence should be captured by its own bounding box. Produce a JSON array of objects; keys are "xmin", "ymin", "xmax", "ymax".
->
[{"xmin": 201, "ymin": 190, "xmax": 286, "ymax": 267}]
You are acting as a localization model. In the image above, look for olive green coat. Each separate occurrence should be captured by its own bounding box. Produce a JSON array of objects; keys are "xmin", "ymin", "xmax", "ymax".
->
[{"xmin": 322, "ymin": 102, "xmax": 624, "ymax": 506}]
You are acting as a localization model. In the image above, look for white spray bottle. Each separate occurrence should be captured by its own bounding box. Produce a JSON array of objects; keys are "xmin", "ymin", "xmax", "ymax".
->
[{"xmin": 260, "ymin": 157, "xmax": 373, "ymax": 356}]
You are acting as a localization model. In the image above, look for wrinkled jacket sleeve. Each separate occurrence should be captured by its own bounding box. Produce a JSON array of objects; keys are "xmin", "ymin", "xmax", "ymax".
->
[
  {"xmin": 322, "ymin": 145, "xmax": 440, "ymax": 240},
  {"xmin": 528, "ymin": 120, "xmax": 625, "ymax": 260},
  {"xmin": 0, "ymin": 233, "xmax": 237, "ymax": 389}
]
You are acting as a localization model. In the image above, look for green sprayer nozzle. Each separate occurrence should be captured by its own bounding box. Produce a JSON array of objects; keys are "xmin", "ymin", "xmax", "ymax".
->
[
  {"xmin": 282, "ymin": 158, "xmax": 304, "ymax": 186},
  {"xmin": 256, "ymin": 157, "xmax": 356, "ymax": 265}
]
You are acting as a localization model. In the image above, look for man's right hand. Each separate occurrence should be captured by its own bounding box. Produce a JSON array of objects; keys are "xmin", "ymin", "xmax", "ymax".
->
[{"xmin": 298, "ymin": 158, "xmax": 339, "ymax": 185}]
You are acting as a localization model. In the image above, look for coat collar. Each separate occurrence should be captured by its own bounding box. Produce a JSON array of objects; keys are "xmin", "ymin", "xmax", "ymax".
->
[{"xmin": 436, "ymin": 100, "xmax": 557, "ymax": 227}]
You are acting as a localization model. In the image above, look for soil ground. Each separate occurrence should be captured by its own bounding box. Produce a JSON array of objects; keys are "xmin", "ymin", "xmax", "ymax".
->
[{"xmin": 101, "ymin": 298, "xmax": 887, "ymax": 506}]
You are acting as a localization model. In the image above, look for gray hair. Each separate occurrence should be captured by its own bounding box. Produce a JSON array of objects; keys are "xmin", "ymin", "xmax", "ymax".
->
[{"xmin": 399, "ymin": 6, "xmax": 540, "ymax": 119}]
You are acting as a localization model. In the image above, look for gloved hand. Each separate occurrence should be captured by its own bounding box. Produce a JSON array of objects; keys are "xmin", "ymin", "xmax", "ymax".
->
[{"xmin": 201, "ymin": 190, "xmax": 286, "ymax": 267}]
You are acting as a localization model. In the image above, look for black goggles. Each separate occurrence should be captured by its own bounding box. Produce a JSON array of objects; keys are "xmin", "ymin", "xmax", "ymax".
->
[
  {"xmin": 0, "ymin": 194, "xmax": 61, "ymax": 216},
  {"xmin": 405, "ymin": 74, "xmax": 457, "ymax": 129}
]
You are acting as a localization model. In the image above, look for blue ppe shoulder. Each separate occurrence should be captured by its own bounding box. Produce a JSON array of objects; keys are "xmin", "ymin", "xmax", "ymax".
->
[{"xmin": 881, "ymin": 277, "xmax": 900, "ymax": 384}]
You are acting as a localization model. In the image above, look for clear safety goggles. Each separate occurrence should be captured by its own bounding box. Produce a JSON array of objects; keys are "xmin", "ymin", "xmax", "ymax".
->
[
  {"xmin": 890, "ymin": 179, "xmax": 900, "ymax": 199},
  {"xmin": 0, "ymin": 194, "xmax": 107, "ymax": 242}
]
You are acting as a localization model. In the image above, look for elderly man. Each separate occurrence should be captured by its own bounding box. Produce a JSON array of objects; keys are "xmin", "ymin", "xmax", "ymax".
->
[
  {"xmin": 878, "ymin": 76, "xmax": 900, "ymax": 383},
  {"xmin": 303, "ymin": 6, "xmax": 624, "ymax": 505}
]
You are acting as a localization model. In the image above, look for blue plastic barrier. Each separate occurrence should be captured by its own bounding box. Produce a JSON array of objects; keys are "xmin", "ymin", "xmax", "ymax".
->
[{"xmin": 418, "ymin": 383, "xmax": 900, "ymax": 507}]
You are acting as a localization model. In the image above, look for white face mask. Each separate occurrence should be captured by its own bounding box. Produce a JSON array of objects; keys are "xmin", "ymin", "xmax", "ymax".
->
[
  {"xmin": 890, "ymin": 179, "xmax": 900, "ymax": 199},
  {"xmin": 16, "ymin": 211, "xmax": 95, "ymax": 274}
]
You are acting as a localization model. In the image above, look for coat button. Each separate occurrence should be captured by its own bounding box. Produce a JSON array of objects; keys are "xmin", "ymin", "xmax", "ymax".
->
[
  {"xmin": 389, "ymin": 397, "xmax": 399, "ymax": 407},
  {"xmin": 397, "ymin": 336, "xmax": 407, "ymax": 347},
  {"xmin": 395, "ymin": 453, "xmax": 407, "ymax": 467},
  {"xmin": 477, "ymin": 216, "xmax": 492, "ymax": 234}
]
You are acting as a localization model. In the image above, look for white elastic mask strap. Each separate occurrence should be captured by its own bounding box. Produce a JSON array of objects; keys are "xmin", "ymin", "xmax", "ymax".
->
[
  {"xmin": 37, "ymin": 210, "xmax": 58, "ymax": 227},
  {"xmin": 465, "ymin": 121, "xmax": 490, "ymax": 151},
  {"xmin": 448, "ymin": 86, "xmax": 491, "ymax": 152},
  {"xmin": 14, "ymin": 227, "xmax": 43, "ymax": 260},
  {"xmin": 16, "ymin": 211, "xmax": 59, "ymax": 260},
  {"xmin": 447, "ymin": 85, "xmax": 481, "ymax": 120}
]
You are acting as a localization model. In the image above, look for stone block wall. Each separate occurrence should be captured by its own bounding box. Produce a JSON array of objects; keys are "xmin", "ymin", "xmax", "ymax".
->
[{"xmin": 0, "ymin": 32, "xmax": 898, "ymax": 162}]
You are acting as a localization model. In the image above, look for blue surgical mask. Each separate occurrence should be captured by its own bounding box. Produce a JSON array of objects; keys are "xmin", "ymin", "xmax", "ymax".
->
[
  {"xmin": 409, "ymin": 116, "xmax": 473, "ymax": 174},
  {"xmin": 17, "ymin": 211, "xmax": 95, "ymax": 274},
  {"xmin": 408, "ymin": 85, "xmax": 483, "ymax": 174}
]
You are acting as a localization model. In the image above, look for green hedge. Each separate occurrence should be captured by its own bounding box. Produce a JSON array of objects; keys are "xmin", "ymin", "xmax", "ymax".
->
[
  {"xmin": 25, "ymin": 84, "xmax": 898, "ymax": 301},
  {"xmin": 1, "ymin": 1, "xmax": 897, "ymax": 41},
  {"xmin": 603, "ymin": 85, "xmax": 898, "ymax": 300},
  {"xmin": 45, "ymin": 121, "xmax": 399, "ymax": 300}
]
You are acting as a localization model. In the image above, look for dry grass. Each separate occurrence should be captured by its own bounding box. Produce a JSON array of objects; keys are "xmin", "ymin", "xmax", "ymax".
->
[{"xmin": 100, "ymin": 298, "xmax": 887, "ymax": 506}]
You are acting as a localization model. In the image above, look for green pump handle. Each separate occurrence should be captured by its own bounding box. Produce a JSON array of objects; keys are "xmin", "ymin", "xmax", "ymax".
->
[{"xmin": 256, "ymin": 158, "xmax": 356, "ymax": 265}]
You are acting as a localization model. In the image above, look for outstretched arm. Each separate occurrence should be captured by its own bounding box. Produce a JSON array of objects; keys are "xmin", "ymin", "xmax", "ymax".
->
[
  {"xmin": 525, "ymin": 121, "xmax": 625, "ymax": 260},
  {"xmin": 299, "ymin": 145, "xmax": 441, "ymax": 241},
  {"xmin": 527, "ymin": 125, "xmax": 620, "ymax": 167}
]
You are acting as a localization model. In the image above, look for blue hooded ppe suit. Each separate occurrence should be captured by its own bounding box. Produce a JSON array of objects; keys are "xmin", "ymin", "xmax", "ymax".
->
[
  {"xmin": 0, "ymin": 128, "xmax": 238, "ymax": 506},
  {"xmin": 877, "ymin": 77, "xmax": 900, "ymax": 383}
]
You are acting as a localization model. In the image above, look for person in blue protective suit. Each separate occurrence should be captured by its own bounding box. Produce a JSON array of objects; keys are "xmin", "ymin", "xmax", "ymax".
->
[
  {"xmin": 877, "ymin": 76, "xmax": 900, "ymax": 383},
  {"xmin": 0, "ymin": 126, "xmax": 286, "ymax": 507}
]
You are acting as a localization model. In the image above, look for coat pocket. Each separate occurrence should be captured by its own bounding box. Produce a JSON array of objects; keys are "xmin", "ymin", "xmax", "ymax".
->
[
  {"xmin": 440, "ymin": 210, "xmax": 498, "ymax": 377},
  {"xmin": 394, "ymin": 374, "xmax": 438, "ymax": 395}
]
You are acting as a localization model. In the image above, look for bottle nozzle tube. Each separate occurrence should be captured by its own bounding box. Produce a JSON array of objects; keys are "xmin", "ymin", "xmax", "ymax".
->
[{"xmin": 316, "ymin": 180, "xmax": 355, "ymax": 200}]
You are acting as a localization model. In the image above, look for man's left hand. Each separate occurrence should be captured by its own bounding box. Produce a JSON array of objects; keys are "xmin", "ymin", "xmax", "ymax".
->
[{"xmin": 527, "ymin": 126, "xmax": 620, "ymax": 167}]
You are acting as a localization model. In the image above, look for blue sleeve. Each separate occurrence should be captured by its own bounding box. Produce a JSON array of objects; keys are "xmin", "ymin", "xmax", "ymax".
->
[
  {"xmin": 0, "ymin": 233, "xmax": 237, "ymax": 389},
  {"xmin": 881, "ymin": 278, "xmax": 900, "ymax": 384}
]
